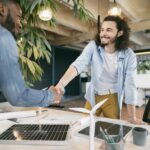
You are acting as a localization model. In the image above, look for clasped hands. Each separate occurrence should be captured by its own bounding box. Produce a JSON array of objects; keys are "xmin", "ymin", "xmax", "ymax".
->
[{"xmin": 49, "ymin": 83, "xmax": 65, "ymax": 104}]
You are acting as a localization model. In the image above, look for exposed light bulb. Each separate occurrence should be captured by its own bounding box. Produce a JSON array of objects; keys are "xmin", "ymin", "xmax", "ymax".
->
[
  {"xmin": 108, "ymin": 6, "xmax": 122, "ymax": 16},
  {"xmin": 38, "ymin": 8, "xmax": 52, "ymax": 21},
  {"xmin": 17, "ymin": 37, "xmax": 23, "ymax": 44}
]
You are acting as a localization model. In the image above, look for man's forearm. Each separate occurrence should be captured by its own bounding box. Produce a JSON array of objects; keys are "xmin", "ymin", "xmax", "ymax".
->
[
  {"xmin": 57, "ymin": 65, "xmax": 78, "ymax": 87},
  {"xmin": 55, "ymin": 66, "xmax": 78, "ymax": 95},
  {"xmin": 127, "ymin": 104, "xmax": 137, "ymax": 120}
]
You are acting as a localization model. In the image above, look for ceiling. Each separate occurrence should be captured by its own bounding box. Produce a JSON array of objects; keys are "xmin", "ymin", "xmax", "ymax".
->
[{"xmin": 41, "ymin": 0, "xmax": 150, "ymax": 52}]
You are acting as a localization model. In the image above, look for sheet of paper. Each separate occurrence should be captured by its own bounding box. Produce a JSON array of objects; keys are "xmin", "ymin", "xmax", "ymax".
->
[
  {"xmin": 0, "ymin": 111, "xmax": 36, "ymax": 120},
  {"xmin": 69, "ymin": 107, "xmax": 90, "ymax": 114}
]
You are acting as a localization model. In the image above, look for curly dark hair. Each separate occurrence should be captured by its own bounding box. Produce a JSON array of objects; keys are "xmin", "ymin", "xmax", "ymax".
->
[{"xmin": 95, "ymin": 15, "xmax": 130, "ymax": 51}]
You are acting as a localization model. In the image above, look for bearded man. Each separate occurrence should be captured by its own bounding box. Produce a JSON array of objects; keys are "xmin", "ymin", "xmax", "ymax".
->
[{"xmin": 0, "ymin": 0, "xmax": 60, "ymax": 107}]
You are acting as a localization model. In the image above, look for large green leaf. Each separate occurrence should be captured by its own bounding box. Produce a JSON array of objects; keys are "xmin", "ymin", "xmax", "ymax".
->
[
  {"xmin": 27, "ymin": 59, "xmax": 36, "ymax": 75},
  {"xmin": 19, "ymin": 55, "xmax": 27, "ymax": 63},
  {"xmin": 43, "ymin": 39, "xmax": 51, "ymax": 51},
  {"xmin": 33, "ymin": 46, "xmax": 39, "ymax": 60},
  {"xmin": 27, "ymin": 48, "xmax": 33, "ymax": 58},
  {"xmin": 30, "ymin": 0, "xmax": 41, "ymax": 13},
  {"xmin": 43, "ymin": 50, "xmax": 51, "ymax": 64},
  {"xmin": 33, "ymin": 62, "xmax": 43, "ymax": 75}
]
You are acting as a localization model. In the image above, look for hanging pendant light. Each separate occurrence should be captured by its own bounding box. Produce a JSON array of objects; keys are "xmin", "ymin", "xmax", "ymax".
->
[
  {"xmin": 38, "ymin": 7, "xmax": 52, "ymax": 21},
  {"xmin": 108, "ymin": 0, "xmax": 122, "ymax": 16}
]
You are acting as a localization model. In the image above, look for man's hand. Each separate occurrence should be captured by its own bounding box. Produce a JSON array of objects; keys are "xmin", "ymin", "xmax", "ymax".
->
[
  {"xmin": 128, "ymin": 117, "xmax": 147, "ymax": 125},
  {"xmin": 49, "ymin": 86, "xmax": 63, "ymax": 104},
  {"xmin": 55, "ymin": 82, "xmax": 65, "ymax": 95},
  {"xmin": 127, "ymin": 104, "xmax": 146, "ymax": 125}
]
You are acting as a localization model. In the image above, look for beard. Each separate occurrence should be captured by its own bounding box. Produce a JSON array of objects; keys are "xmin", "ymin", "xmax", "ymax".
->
[
  {"xmin": 101, "ymin": 41, "xmax": 109, "ymax": 48},
  {"xmin": 100, "ymin": 35, "xmax": 118, "ymax": 48},
  {"xmin": 4, "ymin": 11, "xmax": 17, "ymax": 39}
]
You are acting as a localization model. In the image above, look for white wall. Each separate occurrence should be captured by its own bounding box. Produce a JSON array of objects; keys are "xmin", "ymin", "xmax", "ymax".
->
[
  {"xmin": 136, "ymin": 74, "xmax": 150, "ymax": 106},
  {"xmin": 136, "ymin": 74, "xmax": 150, "ymax": 89}
]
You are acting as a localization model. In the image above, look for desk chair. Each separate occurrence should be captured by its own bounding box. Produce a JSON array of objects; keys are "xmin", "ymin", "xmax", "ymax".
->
[{"xmin": 143, "ymin": 95, "xmax": 150, "ymax": 123}]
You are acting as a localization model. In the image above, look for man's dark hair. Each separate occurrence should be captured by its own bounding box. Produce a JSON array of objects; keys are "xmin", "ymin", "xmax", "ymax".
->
[{"xmin": 95, "ymin": 15, "xmax": 130, "ymax": 51}]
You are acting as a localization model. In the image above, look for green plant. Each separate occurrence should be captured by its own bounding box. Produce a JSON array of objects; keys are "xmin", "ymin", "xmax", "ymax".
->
[
  {"xmin": 71, "ymin": 0, "xmax": 94, "ymax": 22},
  {"xmin": 18, "ymin": 28, "xmax": 51, "ymax": 81},
  {"xmin": 137, "ymin": 60, "xmax": 150, "ymax": 74},
  {"xmin": 17, "ymin": 0, "xmax": 93, "ymax": 83}
]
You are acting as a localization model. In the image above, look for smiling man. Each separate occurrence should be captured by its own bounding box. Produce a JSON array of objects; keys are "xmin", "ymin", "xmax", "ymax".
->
[
  {"xmin": 55, "ymin": 15, "xmax": 143, "ymax": 124},
  {"xmin": 0, "ymin": 0, "xmax": 22, "ymax": 38},
  {"xmin": 0, "ymin": 0, "xmax": 61, "ymax": 107}
]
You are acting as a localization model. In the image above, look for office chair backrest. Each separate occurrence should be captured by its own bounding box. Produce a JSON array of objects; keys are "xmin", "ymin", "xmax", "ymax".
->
[{"xmin": 143, "ymin": 96, "xmax": 150, "ymax": 123}]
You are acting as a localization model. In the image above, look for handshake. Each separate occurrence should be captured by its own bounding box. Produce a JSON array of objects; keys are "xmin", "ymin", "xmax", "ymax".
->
[{"xmin": 48, "ymin": 82, "xmax": 65, "ymax": 104}]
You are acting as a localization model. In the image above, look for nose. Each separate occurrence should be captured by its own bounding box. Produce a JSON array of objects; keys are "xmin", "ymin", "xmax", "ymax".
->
[
  {"xmin": 100, "ymin": 30, "xmax": 107, "ymax": 37},
  {"xmin": 17, "ymin": 20, "xmax": 22, "ymax": 32},
  {"xmin": 18, "ymin": 20, "xmax": 22, "ymax": 29}
]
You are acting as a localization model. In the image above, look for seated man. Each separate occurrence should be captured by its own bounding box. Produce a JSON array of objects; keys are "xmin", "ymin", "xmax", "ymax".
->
[{"xmin": 0, "ymin": 0, "xmax": 61, "ymax": 107}]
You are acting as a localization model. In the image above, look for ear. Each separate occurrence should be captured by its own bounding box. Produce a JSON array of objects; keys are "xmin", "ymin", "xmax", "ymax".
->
[
  {"xmin": 117, "ymin": 30, "xmax": 123, "ymax": 37},
  {"xmin": 0, "ymin": 3, "xmax": 5, "ymax": 16}
]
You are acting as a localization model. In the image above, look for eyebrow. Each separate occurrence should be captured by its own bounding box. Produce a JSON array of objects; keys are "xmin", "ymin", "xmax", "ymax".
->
[
  {"xmin": 107, "ymin": 28, "xmax": 113, "ymax": 30},
  {"xmin": 101, "ymin": 27, "xmax": 113, "ymax": 30}
]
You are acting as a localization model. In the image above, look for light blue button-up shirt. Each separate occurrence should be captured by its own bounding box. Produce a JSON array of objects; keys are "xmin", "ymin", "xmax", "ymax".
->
[
  {"xmin": 0, "ymin": 25, "xmax": 54, "ymax": 107},
  {"xmin": 71, "ymin": 40, "xmax": 137, "ymax": 110}
]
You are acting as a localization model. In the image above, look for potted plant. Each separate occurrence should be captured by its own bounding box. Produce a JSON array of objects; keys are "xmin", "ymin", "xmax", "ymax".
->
[
  {"xmin": 18, "ymin": 0, "xmax": 93, "ymax": 84},
  {"xmin": 137, "ymin": 60, "xmax": 150, "ymax": 74}
]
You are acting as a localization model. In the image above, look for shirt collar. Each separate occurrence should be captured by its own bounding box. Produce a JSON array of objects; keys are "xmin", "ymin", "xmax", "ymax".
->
[
  {"xmin": 118, "ymin": 50, "xmax": 126, "ymax": 60},
  {"xmin": 98, "ymin": 45, "xmax": 126, "ymax": 60}
]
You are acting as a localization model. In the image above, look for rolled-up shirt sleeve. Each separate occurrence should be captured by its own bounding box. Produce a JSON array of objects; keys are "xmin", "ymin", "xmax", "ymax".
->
[
  {"xmin": 0, "ymin": 27, "xmax": 54, "ymax": 107},
  {"xmin": 124, "ymin": 50, "xmax": 137, "ymax": 105},
  {"xmin": 71, "ymin": 40, "xmax": 95, "ymax": 74}
]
